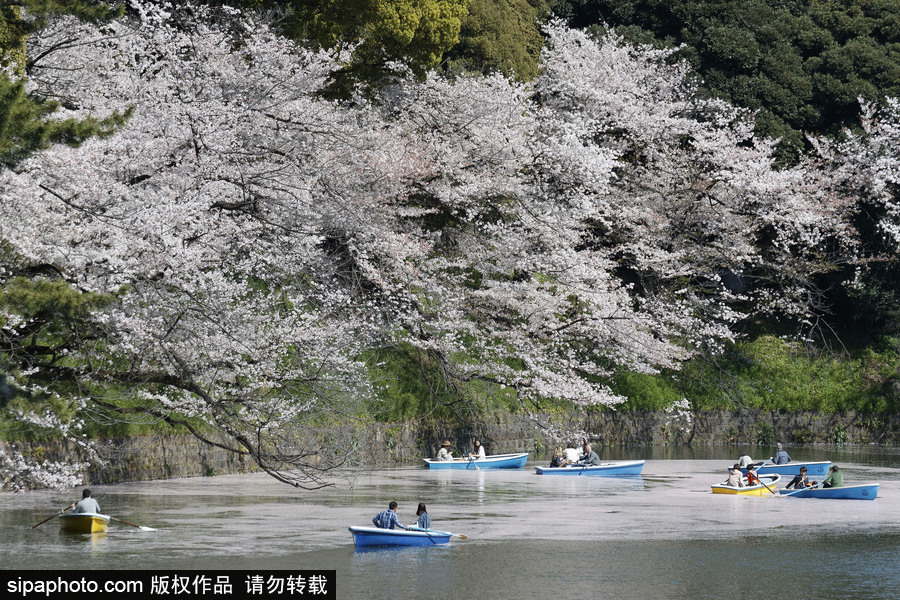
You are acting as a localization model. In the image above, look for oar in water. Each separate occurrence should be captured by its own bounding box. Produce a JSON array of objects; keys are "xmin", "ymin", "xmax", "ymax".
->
[
  {"xmin": 31, "ymin": 505, "xmax": 73, "ymax": 529},
  {"xmin": 782, "ymin": 482, "xmax": 821, "ymax": 497},
  {"xmin": 110, "ymin": 516, "xmax": 157, "ymax": 532},
  {"xmin": 468, "ymin": 457, "xmax": 480, "ymax": 471},
  {"xmin": 409, "ymin": 526, "xmax": 468, "ymax": 540}
]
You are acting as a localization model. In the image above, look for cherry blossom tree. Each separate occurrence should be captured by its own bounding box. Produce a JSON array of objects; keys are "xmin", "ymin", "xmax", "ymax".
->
[
  {"xmin": 805, "ymin": 97, "xmax": 900, "ymax": 328},
  {"xmin": 0, "ymin": 4, "xmax": 867, "ymax": 489},
  {"xmin": 2, "ymin": 3, "xmax": 418, "ymax": 489}
]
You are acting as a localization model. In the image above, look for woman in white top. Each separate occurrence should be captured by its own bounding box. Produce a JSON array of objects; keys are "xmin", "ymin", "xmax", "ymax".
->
[
  {"xmin": 562, "ymin": 443, "xmax": 580, "ymax": 465},
  {"xmin": 468, "ymin": 439, "xmax": 486, "ymax": 460}
]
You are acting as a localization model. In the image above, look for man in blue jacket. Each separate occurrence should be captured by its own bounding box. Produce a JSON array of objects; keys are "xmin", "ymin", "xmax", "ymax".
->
[
  {"xmin": 372, "ymin": 501, "xmax": 407, "ymax": 530},
  {"xmin": 772, "ymin": 443, "xmax": 791, "ymax": 465}
]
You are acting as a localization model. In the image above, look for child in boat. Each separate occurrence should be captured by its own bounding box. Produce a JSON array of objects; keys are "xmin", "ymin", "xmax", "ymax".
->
[{"xmin": 746, "ymin": 463, "xmax": 760, "ymax": 486}]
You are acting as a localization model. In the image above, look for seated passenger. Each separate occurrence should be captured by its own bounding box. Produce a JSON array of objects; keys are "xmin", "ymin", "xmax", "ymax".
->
[
  {"xmin": 549, "ymin": 448, "xmax": 565, "ymax": 468},
  {"xmin": 746, "ymin": 463, "xmax": 760, "ymax": 486},
  {"xmin": 437, "ymin": 440, "xmax": 454, "ymax": 461},
  {"xmin": 784, "ymin": 467, "xmax": 811, "ymax": 489},
  {"xmin": 822, "ymin": 465, "xmax": 843, "ymax": 488},
  {"xmin": 577, "ymin": 444, "xmax": 601, "ymax": 467},
  {"xmin": 725, "ymin": 464, "xmax": 745, "ymax": 488}
]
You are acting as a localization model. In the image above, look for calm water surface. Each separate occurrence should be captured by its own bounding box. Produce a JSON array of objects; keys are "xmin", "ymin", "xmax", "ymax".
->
[{"xmin": 2, "ymin": 446, "xmax": 899, "ymax": 599}]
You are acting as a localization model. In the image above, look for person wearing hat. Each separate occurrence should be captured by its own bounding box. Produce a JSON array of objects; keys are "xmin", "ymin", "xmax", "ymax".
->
[
  {"xmin": 436, "ymin": 440, "xmax": 454, "ymax": 462},
  {"xmin": 69, "ymin": 489, "xmax": 101, "ymax": 514},
  {"xmin": 771, "ymin": 442, "xmax": 791, "ymax": 465}
]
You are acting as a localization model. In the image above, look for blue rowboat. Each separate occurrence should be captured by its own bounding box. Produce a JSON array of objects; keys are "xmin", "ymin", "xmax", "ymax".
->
[
  {"xmin": 534, "ymin": 460, "xmax": 645, "ymax": 476},
  {"xmin": 349, "ymin": 526, "xmax": 452, "ymax": 547},
  {"xmin": 737, "ymin": 461, "xmax": 831, "ymax": 478},
  {"xmin": 779, "ymin": 484, "xmax": 879, "ymax": 500},
  {"xmin": 423, "ymin": 452, "xmax": 528, "ymax": 469}
]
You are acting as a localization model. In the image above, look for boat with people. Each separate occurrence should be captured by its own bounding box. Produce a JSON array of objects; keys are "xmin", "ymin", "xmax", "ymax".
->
[
  {"xmin": 423, "ymin": 452, "xmax": 528, "ymax": 469},
  {"xmin": 59, "ymin": 513, "xmax": 110, "ymax": 534},
  {"xmin": 779, "ymin": 483, "xmax": 879, "ymax": 500},
  {"xmin": 534, "ymin": 460, "xmax": 645, "ymax": 476},
  {"xmin": 711, "ymin": 474, "xmax": 781, "ymax": 495},
  {"xmin": 349, "ymin": 526, "xmax": 453, "ymax": 547},
  {"xmin": 737, "ymin": 460, "xmax": 831, "ymax": 478}
]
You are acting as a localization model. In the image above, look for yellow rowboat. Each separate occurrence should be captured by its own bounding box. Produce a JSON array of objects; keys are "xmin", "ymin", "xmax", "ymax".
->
[
  {"xmin": 711, "ymin": 474, "xmax": 781, "ymax": 496},
  {"xmin": 59, "ymin": 513, "xmax": 110, "ymax": 534}
]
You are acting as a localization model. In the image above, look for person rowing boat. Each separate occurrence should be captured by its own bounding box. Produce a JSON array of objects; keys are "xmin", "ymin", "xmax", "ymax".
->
[{"xmin": 69, "ymin": 489, "xmax": 100, "ymax": 514}]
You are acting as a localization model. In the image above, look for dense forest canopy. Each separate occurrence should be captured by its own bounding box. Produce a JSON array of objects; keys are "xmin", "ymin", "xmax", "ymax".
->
[
  {"xmin": 0, "ymin": 0, "xmax": 898, "ymax": 490},
  {"xmin": 550, "ymin": 0, "xmax": 900, "ymax": 162}
]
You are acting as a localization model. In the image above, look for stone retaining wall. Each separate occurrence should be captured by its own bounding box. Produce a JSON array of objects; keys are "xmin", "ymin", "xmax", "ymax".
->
[{"xmin": 4, "ymin": 410, "xmax": 898, "ymax": 485}]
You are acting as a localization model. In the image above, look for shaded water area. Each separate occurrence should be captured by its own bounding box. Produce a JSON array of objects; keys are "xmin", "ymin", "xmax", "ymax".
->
[{"xmin": 2, "ymin": 445, "xmax": 899, "ymax": 599}]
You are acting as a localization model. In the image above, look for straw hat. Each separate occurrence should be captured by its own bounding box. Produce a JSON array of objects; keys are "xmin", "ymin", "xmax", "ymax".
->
[{"xmin": 441, "ymin": 440, "xmax": 451, "ymax": 447}]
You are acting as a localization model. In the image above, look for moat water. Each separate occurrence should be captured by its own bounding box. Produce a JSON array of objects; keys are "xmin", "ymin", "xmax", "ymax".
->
[{"xmin": 2, "ymin": 445, "xmax": 898, "ymax": 599}]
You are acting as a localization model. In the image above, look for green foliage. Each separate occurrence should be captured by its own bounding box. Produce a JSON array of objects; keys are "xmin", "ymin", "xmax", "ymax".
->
[
  {"xmin": 443, "ymin": 0, "xmax": 550, "ymax": 81},
  {"xmin": 754, "ymin": 421, "xmax": 776, "ymax": 445},
  {"xmin": 622, "ymin": 335, "xmax": 900, "ymax": 414},
  {"xmin": 1, "ymin": 5, "xmax": 27, "ymax": 73},
  {"xmin": 0, "ymin": 276, "xmax": 115, "ymax": 403},
  {"xmin": 0, "ymin": 2, "xmax": 129, "ymax": 167},
  {"xmin": 611, "ymin": 371, "xmax": 681, "ymax": 411},
  {"xmin": 550, "ymin": 0, "xmax": 900, "ymax": 162},
  {"xmin": 364, "ymin": 342, "xmax": 518, "ymax": 421},
  {"xmin": 274, "ymin": 0, "xmax": 469, "ymax": 93},
  {"xmin": 0, "ymin": 276, "xmax": 110, "ymax": 327},
  {"xmin": 829, "ymin": 424, "xmax": 850, "ymax": 444},
  {"xmin": 1, "ymin": 1, "xmax": 124, "ymax": 70},
  {"xmin": 0, "ymin": 74, "xmax": 132, "ymax": 167}
]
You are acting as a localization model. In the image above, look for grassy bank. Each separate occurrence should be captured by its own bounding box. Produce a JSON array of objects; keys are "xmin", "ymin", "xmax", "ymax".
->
[{"xmin": 613, "ymin": 335, "xmax": 900, "ymax": 414}]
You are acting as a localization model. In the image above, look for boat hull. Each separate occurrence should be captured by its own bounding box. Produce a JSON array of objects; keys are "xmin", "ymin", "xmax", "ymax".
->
[
  {"xmin": 740, "ymin": 461, "xmax": 831, "ymax": 478},
  {"xmin": 534, "ymin": 460, "xmax": 645, "ymax": 476},
  {"xmin": 780, "ymin": 484, "xmax": 879, "ymax": 500},
  {"xmin": 59, "ymin": 513, "xmax": 110, "ymax": 534},
  {"xmin": 349, "ymin": 526, "xmax": 452, "ymax": 547},
  {"xmin": 711, "ymin": 474, "xmax": 781, "ymax": 495},
  {"xmin": 423, "ymin": 453, "xmax": 528, "ymax": 470}
]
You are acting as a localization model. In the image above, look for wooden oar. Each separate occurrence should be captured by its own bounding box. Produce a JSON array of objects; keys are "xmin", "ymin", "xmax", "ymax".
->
[
  {"xmin": 31, "ymin": 506, "xmax": 72, "ymax": 529},
  {"xmin": 110, "ymin": 516, "xmax": 157, "ymax": 531},
  {"xmin": 745, "ymin": 459, "xmax": 774, "ymax": 493},
  {"xmin": 751, "ymin": 459, "xmax": 776, "ymax": 494}
]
